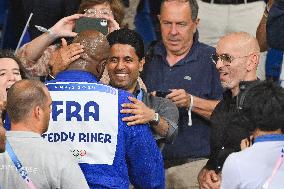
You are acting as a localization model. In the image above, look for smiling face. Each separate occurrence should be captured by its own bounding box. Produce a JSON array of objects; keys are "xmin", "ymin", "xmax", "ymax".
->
[
  {"xmin": 107, "ymin": 44, "xmax": 143, "ymax": 93},
  {"xmin": 215, "ymin": 34, "xmax": 259, "ymax": 96},
  {"xmin": 0, "ymin": 58, "xmax": 22, "ymax": 94},
  {"xmin": 159, "ymin": 1, "xmax": 198, "ymax": 56}
]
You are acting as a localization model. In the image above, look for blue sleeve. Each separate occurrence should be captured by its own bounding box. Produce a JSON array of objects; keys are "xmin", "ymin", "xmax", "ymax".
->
[{"xmin": 119, "ymin": 90, "xmax": 165, "ymax": 188}]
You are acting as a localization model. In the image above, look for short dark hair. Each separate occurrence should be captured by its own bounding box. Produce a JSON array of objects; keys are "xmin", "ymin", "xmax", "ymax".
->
[
  {"xmin": 241, "ymin": 81, "xmax": 284, "ymax": 132},
  {"xmin": 161, "ymin": 0, "xmax": 199, "ymax": 21},
  {"xmin": 107, "ymin": 28, "xmax": 144, "ymax": 60},
  {"xmin": 7, "ymin": 80, "xmax": 48, "ymax": 123},
  {"xmin": 0, "ymin": 49, "xmax": 28, "ymax": 79}
]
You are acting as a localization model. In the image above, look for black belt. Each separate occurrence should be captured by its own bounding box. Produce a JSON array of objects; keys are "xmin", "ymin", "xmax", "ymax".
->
[{"xmin": 201, "ymin": 0, "xmax": 262, "ymax": 4}]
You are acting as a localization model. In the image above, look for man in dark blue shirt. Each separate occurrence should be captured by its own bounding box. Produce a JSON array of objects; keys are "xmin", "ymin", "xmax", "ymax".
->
[
  {"xmin": 45, "ymin": 30, "xmax": 165, "ymax": 189},
  {"xmin": 141, "ymin": 0, "xmax": 222, "ymax": 188}
]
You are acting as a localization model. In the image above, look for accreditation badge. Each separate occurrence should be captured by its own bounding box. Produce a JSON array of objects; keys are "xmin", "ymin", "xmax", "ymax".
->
[{"xmin": 44, "ymin": 82, "xmax": 118, "ymax": 165}]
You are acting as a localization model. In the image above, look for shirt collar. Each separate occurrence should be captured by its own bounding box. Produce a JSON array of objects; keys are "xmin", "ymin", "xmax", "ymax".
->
[
  {"xmin": 254, "ymin": 134, "xmax": 284, "ymax": 143},
  {"xmin": 223, "ymin": 80, "xmax": 259, "ymax": 100},
  {"xmin": 238, "ymin": 79, "xmax": 260, "ymax": 91},
  {"xmin": 55, "ymin": 70, "xmax": 99, "ymax": 82},
  {"xmin": 133, "ymin": 83, "xmax": 141, "ymax": 97},
  {"xmin": 6, "ymin": 131, "xmax": 41, "ymax": 138},
  {"xmin": 133, "ymin": 83, "xmax": 144, "ymax": 101},
  {"xmin": 154, "ymin": 31, "xmax": 200, "ymax": 65}
]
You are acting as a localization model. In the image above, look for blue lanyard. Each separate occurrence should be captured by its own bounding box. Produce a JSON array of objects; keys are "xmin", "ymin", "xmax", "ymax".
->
[
  {"xmin": 254, "ymin": 134, "xmax": 284, "ymax": 143},
  {"xmin": 5, "ymin": 140, "xmax": 37, "ymax": 189}
]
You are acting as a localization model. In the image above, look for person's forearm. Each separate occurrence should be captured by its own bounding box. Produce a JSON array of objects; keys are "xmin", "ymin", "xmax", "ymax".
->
[
  {"xmin": 24, "ymin": 32, "xmax": 58, "ymax": 62},
  {"xmin": 152, "ymin": 117, "xmax": 169, "ymax": 137},
  {"xmin": 191, "ymin": 96, "xmax": 220, "ymax": 120},
  {"xmin": 256, "ymin": 15, "xmax": 268, "ymax": 52},
  {"xmin": 256, "ymin": 0, "xmax": 273, "ymax": 52}
]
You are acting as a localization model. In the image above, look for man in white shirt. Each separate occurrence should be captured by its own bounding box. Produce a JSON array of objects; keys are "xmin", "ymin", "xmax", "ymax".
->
[{"xmin": 222, "ymin": 81, "xmax": 284, "ymax": 189}]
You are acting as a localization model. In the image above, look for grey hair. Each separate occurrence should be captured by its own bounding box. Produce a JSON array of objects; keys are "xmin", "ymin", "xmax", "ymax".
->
[{"xmin": 161, "ymin": 0, "xmax": 199, "ymax": 20}]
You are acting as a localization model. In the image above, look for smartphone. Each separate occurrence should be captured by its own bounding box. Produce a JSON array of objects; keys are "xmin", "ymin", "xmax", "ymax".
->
[
  {"xmin": 75, "ymin": 17, "xmax": 108, "ymax": 35},
  {"xmin": 156, "ymin": 91, "xmax": 171, "ymax": 98}
]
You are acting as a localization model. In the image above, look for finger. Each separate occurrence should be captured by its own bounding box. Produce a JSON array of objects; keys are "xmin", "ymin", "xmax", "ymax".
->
[
  {"xmin": 70, "ymin": 48, "xmax": 84, "ymax": 57},
  {"xmin": 170, "ymin": 94, "xmax": 186, "ymax": 103},
  {"xmin": 121, "ymin": 103, "xmax": 136, "ymax": 109},
  {"xmin": 167, "ymin": 90, "xmax": 180, "ymax": 99},
  {"xmin": 151, "ymin": 91, "xmax": 156, "ymax": 96},
  {"xmin": 69, "ymin": 32, "xmax": 79, "ymax": 37},
  {"xmin": 67, "ymin": 55, "xmax": 80, "ymax": 64},
  {"xmin": 209, "ymin": 172, "xmax": 219, "ymax": 182},
  {"xmin": 122, "ymin": 115, "xmax": 139, "ymax": 122},
  {"xmin": 64, "ymin": 14, "xmax": 85, "ymax": 22},
  {"xmin": 68, "ymin": 43, "xmax": 83, "ymax": 49},
  {"xmin": 120, "ymin": 108, "xmax": 140, "ymax": 115},
  {"xmin": 128, "ymin": 96, "xmax": 138, "ymax": 103},
  {"xmin": 127, "ymin": 120, "xmax": 144, "ymax": 126},
  {"xmin": 108, "ymin": 18, "xmax": 120, "ymax": 30},
  {"xmin": 173, "ymin": 100, "xmax": 186, "ymax": 107},
  {"xmin": 61, "ymin": 38, "xmax": 68, "ymax": 47}
]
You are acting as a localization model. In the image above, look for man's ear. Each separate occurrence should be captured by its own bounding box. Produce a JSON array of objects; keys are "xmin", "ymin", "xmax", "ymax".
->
[
  {"xmin": 33, "ymin": 106, "xmax": 42, "ymax": 120},
  {"xmin": 193, "ymin": 18, "xmax": 200, "ymax": 33},
  {"xmin": 139, "ymin": 58, "xmax": 145, "ymax": 72},
  {"xmin": 247, "ymin": 53, "xmax": 259, "ymax": 71},
  {"xmin": 157, "ymin": 15, "xmax": 161, "ymax": 22},
  {"xmin": 96, "ymin": 59, "xmax": 107, "ymax": 78}
]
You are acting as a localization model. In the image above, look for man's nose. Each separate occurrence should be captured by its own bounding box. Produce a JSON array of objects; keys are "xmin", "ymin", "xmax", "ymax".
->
[
  {"xmin": 215, "ymin": 58, "xmax": 224, "ymax": 70},
  {"xmin": 170, "ymin": 24, "xmax": 178, "ymax": 35},
  {"xmin": 116, "ymin": 60, "xmax": 126, "ymax": 70},
  {"xmin": 7, "ymin": 72, "xmax": 16, "ymax": 82}
]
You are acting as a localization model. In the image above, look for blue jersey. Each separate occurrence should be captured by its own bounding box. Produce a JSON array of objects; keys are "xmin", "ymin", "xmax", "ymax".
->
[{"xmin": 45, "ymin": 70, "xmax": 164, "ymax": 189}]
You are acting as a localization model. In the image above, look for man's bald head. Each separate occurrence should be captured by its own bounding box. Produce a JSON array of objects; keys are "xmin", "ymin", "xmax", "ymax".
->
[
  {"xmin": 218, "ymin": 32, "xmax": 260, "ymax": 56},
  {"xmin": 69, "ymin": 30, "xmax": 110, "ymax": 78},
  {"xmin": 215, "ymin": 32, "xmax": 260, "ymax": 95}
]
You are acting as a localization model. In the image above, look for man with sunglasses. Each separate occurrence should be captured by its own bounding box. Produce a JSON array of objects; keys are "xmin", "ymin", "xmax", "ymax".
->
[{"xmin": 198, "ymin": 32, "xmax": 261, "ymax": 189}]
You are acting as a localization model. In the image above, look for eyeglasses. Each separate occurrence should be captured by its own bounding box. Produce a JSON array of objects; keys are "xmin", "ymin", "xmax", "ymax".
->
[
  {"xmin": 211, "ymin": 53, "xmax": 253, "ymax": 66},
  {"xmin": 84, "ymin": 8, "xmax": 113, "ymax": 17}
]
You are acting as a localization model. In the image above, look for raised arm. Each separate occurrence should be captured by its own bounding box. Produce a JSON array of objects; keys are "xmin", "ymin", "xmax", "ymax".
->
[
  {"xmin": 20, "ymin": 14, "xmax": 83, "ymax": 62},
  {"xmin": 191, "ymin": 96, "xmax": 220, "ymax": 119},
  {"xmin": 256, "ymin": 0, "xmax": 274, "ymax": 52}
]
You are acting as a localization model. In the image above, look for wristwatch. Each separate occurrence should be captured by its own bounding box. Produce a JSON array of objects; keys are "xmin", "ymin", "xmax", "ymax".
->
[{"xmin": 150, "ymin": 112, "xmax": 160, "ymax": 126}]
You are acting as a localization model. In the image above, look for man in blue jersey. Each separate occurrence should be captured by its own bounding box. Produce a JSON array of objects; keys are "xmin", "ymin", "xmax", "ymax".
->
[{"xmin": 44, "ymin": 30, "xmax": 165, "ymax": 188}]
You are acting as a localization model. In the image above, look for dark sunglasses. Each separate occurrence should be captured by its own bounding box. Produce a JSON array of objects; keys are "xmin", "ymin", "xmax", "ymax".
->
[{"xmin": 211, "ymin": 53, "xmax": 253, "ymax": 65}]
